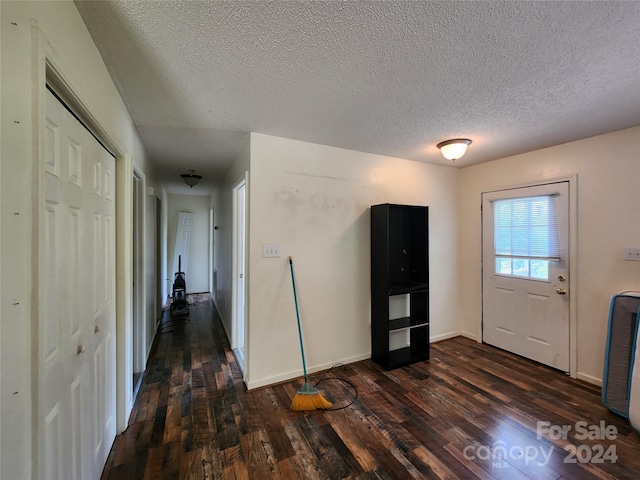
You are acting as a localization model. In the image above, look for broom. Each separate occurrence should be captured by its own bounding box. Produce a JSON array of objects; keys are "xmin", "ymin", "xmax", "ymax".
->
[{"xmin": 288, "ymin": 256, "xmax": 333, "ymax": 411}]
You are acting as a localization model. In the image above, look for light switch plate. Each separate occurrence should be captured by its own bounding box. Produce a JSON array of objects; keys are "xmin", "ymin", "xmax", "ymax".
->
[
  {"xmin": 623, "ymin": 247, "xmax": 640, "ymax": 261},
  {"xmin": 262, "ymin": 245, "xmax": 280, "ymax": 258}
]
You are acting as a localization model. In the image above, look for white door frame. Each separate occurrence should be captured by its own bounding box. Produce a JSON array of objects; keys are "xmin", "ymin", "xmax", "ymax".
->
[
  {"xmin": 480, "ymin": 175, "xmax": 579, "ymax": 378},
  {"xmin": 37, "ymin": 32, "xmax": 136, "ymax": 443},
  {"xmin": 232, "ymin": 173, "xmax": 248, "ymax": 376}
]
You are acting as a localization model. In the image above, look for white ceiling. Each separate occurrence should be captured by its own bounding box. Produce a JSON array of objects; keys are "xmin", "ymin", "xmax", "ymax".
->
[{"xmin": 75, "ymin": 1, "xmax": 640, "ymax": 195}]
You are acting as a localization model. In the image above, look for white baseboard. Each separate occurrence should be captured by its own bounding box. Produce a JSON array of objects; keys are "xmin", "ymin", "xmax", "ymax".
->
[
  {"xmin": 459, "ymin": 330, "xmax": 478, "ymax": 341},
  {"xmin": 246, "ymin": 353, "xmax": 371, "ymax": 391},
  {"xmin": 430, "ymin": 331, "xmax": 463, "ymax": 343},
  {"xmin": 219, "ymin": 313, "xmax": 231, "ymax": 343},
  {"xmin": 429, "ymin": 330, "xmax": 479, "ymax": 343},
  {"xmin": 577, "ymin": 372, "xmax": 602, "ymax": 386}
]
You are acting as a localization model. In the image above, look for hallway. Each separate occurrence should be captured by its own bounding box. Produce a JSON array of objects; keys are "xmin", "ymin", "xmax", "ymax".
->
[{"xmin": 101, "ymin": 294, "xmax": 640, "ymax": 479}]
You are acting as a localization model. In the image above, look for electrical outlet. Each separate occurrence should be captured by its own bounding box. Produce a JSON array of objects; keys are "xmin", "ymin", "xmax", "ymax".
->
[
  {"xmin": 623, "ymin": 247, "xmax": 640, "ymax": 261},
  {"xmin": 262, "ymin": 244, "xmax": 280, "ymax": 258}
]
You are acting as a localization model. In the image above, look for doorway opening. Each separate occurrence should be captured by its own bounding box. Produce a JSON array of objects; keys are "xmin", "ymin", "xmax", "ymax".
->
[
  {"xmin": 209, "ymin": 207, "xmax": 216, "ymax": 302},
  {"xmin": 132, "ymin": 170, "xmax": 145, "ymax": 396}
]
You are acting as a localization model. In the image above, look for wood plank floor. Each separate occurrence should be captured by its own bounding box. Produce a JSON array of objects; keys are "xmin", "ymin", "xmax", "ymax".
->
[{"xmin": 101, "ymin": 294, "xmax": 640, "ymax": 479}]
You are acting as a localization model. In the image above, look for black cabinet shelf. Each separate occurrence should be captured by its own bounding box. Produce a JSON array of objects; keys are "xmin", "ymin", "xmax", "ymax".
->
[
  {"xmin": 374, "ymin": 346, "xmax": 430, "ymax": 371},
  {"xmin": 388, "ymin": 282, "xmax": 429, "ymax": 296},
  {"xmin": 388, "ymin": 315, "xmax": 429, "ymax": 331},
  {"xmin": 371, "ymin": 204, "xmax": 430, "ymax": 370}
]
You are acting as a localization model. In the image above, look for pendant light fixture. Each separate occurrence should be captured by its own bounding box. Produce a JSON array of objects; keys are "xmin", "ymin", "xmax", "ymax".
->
[
  {"xmin": 181, "ymin": 169, "xmax": 202, "ymax": 188},
  {"xmin": 437, "ymin": 138, "xmax": 472, "ymax": 162}
]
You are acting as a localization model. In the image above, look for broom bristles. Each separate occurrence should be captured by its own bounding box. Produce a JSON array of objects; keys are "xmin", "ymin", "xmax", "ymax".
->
[{"xmin": 290, "ymin": 383, "xmax": 333, "ymax": 411}]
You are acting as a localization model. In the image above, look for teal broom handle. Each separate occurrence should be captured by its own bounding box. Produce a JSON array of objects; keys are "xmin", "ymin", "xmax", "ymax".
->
[{"xmin": 289, "ymin": 257, "xmax": 308, "ymax": 382}]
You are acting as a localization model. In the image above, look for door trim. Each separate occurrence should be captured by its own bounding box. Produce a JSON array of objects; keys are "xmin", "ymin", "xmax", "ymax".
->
[
  {"xmin": 232, "ymin": 173, "xmax": 249, "ymax": 380},
  {"xmin": 480, "ymin": 175, "xmax": 578, "ymax": 378}
]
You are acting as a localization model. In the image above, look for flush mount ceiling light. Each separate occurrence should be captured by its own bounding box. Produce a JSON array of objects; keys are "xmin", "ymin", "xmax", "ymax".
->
[
  {"xmin": 437, "ymin": 138, "xmax": 472, "ymax": 162},
  {"xmin": 181, "ymin": 169, "xmax": 202, "ymax": 188}
]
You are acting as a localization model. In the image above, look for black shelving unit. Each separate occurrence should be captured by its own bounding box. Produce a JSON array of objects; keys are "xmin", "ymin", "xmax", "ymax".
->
[{"xmin": 371, "ymin": 203, "xmax": 429, "ymax": 370}]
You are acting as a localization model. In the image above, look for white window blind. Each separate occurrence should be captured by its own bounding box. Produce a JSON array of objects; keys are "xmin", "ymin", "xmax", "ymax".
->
[{"xmin": 492, "ymin": 194, "xmax": 562, "ymax": 261}]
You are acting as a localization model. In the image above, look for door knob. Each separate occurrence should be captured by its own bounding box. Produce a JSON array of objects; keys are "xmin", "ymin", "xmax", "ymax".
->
[
  {"xmin": 77, "ymin": 345, "xmax": 86, "ymax": 355},
  {"xmin": 556, "ymin": 288, "xmax": 567, "ymax": 295}
]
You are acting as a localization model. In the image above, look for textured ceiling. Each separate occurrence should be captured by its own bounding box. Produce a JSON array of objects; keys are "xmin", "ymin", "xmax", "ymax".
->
[{"xmin": 75, "ymin": 1, "xmax": 640, "ymax": 195}]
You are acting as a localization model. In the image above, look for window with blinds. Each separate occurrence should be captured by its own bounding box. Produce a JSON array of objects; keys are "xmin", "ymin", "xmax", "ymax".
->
[{"xmin": 492, "ymin": 194, "xmax": 561, "ymax": 280}]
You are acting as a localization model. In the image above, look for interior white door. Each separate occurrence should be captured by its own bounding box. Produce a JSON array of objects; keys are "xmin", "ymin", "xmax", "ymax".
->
[
  {"xmin": 482, "ymin": 182, "xmax": 570, "ymax": 371},
  {"xmin": 41, "ymin": 88, "xmax": 116, "ymax": 480},
  {"xmin": 172, "ymin": 212, "xmax": 193, "ymax": 287}
]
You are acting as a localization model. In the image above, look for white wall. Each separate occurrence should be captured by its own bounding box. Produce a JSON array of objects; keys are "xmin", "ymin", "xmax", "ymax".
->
[
  {"xmin": 212, "ymin": 136, "xmax": 250, "ymax": 338},
  {"xmin": 458, "ymin": 126, "xmax": 640, "ymax": 384},
  {"xmin": 246, "ymin": 133, "xmax": 459, "ymax": 389},
  {"xmin": 167, "ymin": 194, "xmax": 211, "ymax": 294},
  {"xmin": 0, "ymin": 2, "xmax": 155, "ymax": 478}
]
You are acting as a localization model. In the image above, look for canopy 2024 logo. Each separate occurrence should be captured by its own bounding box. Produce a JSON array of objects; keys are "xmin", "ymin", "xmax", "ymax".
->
[
  {"xmin": 537, "ymin": 421, "xmax": 618, "ymax": 464},
  {"xmin": 462, "ymin": 421, "xmax": 619, "ymax": 468}
]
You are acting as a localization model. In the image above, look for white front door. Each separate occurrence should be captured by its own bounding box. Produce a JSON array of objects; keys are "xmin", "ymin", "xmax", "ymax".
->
[
  {"xmin": 41, "ymin": 88, "xmax": 116, "ymax": 480},
  {"xmin": 482, "ymin": 182, "xmax": 570, "ymax": 371}
]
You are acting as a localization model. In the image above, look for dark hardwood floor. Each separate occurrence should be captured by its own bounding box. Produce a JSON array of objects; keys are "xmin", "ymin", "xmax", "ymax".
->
[{"xmin": 101, "ymin": 294, "xmax": 640, "ymax": 479}]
